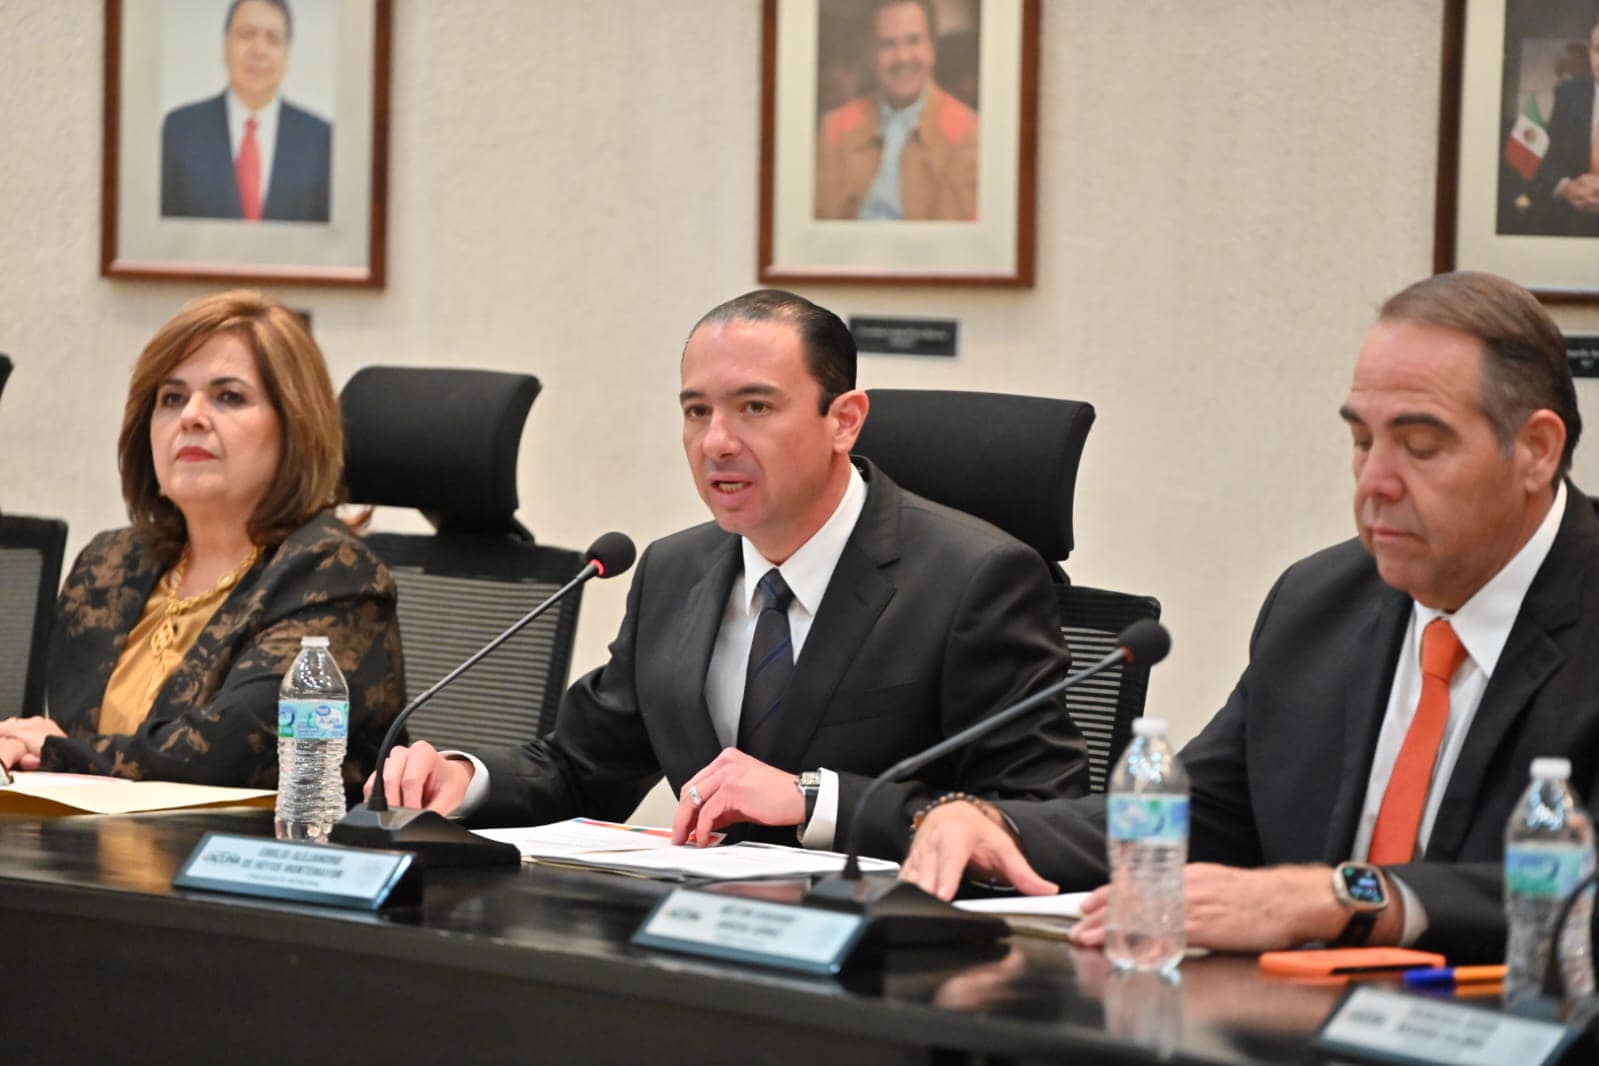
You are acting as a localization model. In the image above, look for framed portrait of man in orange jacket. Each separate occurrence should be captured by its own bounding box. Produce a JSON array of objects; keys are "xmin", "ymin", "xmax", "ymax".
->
[{"xmin": 760, "ymin": 0, "xmax": 1038, "ymax": 286}]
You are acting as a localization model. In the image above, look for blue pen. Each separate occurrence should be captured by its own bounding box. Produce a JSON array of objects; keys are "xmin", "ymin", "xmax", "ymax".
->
[{"xmin": 1402, "ymin": 965, "xmax": 1507, "ymax": 988}]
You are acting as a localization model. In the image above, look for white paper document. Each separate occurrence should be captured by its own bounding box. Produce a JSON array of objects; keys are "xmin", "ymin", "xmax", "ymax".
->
[
  {"xmin": 0, "ymin": 772, "xmax": 276, "ymax": 816},
  {"xmin": 474, "ymin": 817, "xmax": 899, "ymax": 881},
  {"xmin": 954, "ymin": 891, "xmax": 1092, "ymax": 918}
]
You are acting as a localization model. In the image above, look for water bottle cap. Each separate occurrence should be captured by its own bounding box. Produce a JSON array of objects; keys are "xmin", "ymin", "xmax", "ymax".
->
[
  {"xmin": 299, "ymin": 636, "xmax": 330, "ymax": 648},
  {"xmin": 1530, "ymin": 757, "xmax": 1571, "ymax": 780},
  {"xmin": 1132, "ymin": 717, "xmax": 1168, "ymax": 737}
]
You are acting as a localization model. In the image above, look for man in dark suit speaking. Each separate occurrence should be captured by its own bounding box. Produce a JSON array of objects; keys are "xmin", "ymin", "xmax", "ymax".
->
[
  {"xmin": 368, "ymin": 289, "xmax": 1088, "ymax": 859},
  {"xmin": 903, "ymin": 271, "xmax": 1597, "ymax": 961},
  {"xmin": 161, "ymin": 0, "xmax": 331, "ymax": 223}
]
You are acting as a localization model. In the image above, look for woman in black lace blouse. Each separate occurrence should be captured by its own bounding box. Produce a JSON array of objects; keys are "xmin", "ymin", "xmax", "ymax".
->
[{"xmin": 0, "ymin": 291, "xmax": 404, "ymax": 797}]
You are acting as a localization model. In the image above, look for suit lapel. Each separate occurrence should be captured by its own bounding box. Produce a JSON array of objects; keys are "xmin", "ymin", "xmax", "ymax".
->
[
  {"xmin": 204, "ymin": 94, "xmax": 243, "ymax": 217},
  {"xmin": 1322, "ymin": 585, "xmax": 1411, "ymax": 861},
  {"xmin": 662, "ymin": 537, "xmax": 739, "ymax": 771},
  {"xmin": 1425, "ymin": 491, "xmax": 1592, "ymax": 859},
  {"xmin": 763, "ymin": 460, "xmax": 901, "ymax": 770}
]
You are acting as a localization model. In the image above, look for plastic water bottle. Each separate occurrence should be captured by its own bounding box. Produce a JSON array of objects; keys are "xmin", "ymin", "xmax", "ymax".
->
[
  {"xmin": 1106, "ymin": 717, "xmax": 1189, "ymax": 973},
  {"xmin": 275, "ymin": 635, "xmax": 350, "ymax": 842},
  {"xmin": 1504, "ymin": 757, "xmax": 1595, "ymax": 1005}
]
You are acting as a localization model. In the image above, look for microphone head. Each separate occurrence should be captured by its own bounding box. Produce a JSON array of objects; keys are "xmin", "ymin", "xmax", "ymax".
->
[
  {"xmin": 586, "ymin": 531, "xmax": 637, "ymax": 578},
  {"xmin": 1118, "ymin": 619, "xmax": 1171, "ymax": 666}
]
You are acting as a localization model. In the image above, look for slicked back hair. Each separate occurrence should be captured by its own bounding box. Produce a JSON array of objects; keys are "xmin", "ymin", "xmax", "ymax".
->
[
  {"xmin": 686, "ymin": 289, "xmax": 857, "ymax": 414},
  {"xmin": 1378, "ymin": 271, "xmax": 1579, "ymax": 486}
]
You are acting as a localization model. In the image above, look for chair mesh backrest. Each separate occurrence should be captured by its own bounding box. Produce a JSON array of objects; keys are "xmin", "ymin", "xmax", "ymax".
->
[
  {"xmin": 0, "ymin": 515, "xmax": 67, "ymax": 718},
  {"xmin": 367, "ymin": 534, "xmax": 585, "ymax": 752},
  {"xmin": 1056, "ymin": 584, "xmax": 1162, "ymax": 793}
]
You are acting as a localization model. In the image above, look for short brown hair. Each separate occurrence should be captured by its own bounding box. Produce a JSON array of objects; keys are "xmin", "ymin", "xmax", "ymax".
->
[
  {"xmin": 1379, "ymin": 271, "xmax": 1580, "ymax": 483},
  {"xmin": 119, "ymin": 290, "xmax": 344, "ymax": 562}
]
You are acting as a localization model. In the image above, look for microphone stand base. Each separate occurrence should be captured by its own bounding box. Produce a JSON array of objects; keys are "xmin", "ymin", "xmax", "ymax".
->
[
  {"xmin": 807, "ymin": 877, "xmax": 1007, "ymax": 948},
  {"xmin": 330, "ymin": 805, "xmax": 521, "ymax": 868}
]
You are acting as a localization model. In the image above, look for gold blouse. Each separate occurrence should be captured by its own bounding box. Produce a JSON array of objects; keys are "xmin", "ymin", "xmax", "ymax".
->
[
  {"xmin": 97, "ymin": 546, "xmax": 261, "ymax": 736},
  {"xmin": 97, "ymin": 580, "xmax": 233, "ymax": 735}
]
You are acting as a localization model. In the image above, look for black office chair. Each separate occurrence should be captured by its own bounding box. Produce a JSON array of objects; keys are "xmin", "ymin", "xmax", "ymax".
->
[
  {"xmin": 852, "ymin": 388, "xmax": 1160, "ymax": 792},
  {"xmin": 0, "ymin": 514, "xmax": 68, "ymax": 718},
  {"xmin": 341, "ymin": 367, "xmax": 587, "ymax": 751},
  {"xmin": 0, "ymin": 354, "xmax": 12, "ymax": 404},
  {"xmin": 852, "ymin": 388, "xmax": 1093, "ymax": 574}
]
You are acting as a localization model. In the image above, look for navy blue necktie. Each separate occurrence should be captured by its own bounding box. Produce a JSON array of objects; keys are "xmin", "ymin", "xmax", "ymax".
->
[{"xmin": 737, "ymin": 568, "xmax": 795, "ymax": 761}]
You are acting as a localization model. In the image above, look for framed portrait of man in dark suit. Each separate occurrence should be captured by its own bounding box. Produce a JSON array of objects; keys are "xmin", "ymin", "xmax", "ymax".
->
[
  {"xmin": 1435, "ymin": 0, "xmax": 1599, "ymax": 299},
  {"xmin": 101, "ymin": 0, "xmax": 392, "ymax": 287}
]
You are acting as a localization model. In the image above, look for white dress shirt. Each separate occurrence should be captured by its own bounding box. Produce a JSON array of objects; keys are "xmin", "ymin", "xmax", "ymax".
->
[
  {"xmin": 1357, "ymin": 483, "xmax": 1565, "ymax": 943},
  {"xmin": 703, "ymin": 464, "xmax": 867, "ymax": 848},
  {"xmin": 225, "ymin": 91, "xmax": 280, "ymax": 208},
  {"xmin": 453, "ymin": 466, "xmax": 869, "ymax": 846}
]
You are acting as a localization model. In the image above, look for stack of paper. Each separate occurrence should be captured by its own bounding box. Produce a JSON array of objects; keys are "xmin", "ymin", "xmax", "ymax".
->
[
  {"xmin": 0, "ymin": 772, "xmax": 275, "ymax": 816},
  {"xmin": 474, "ymin": 817, "xmax": 899, "ymax": 881}
]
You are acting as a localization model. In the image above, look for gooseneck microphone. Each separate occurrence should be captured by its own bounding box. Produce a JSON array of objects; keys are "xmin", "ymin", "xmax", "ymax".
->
[
  {"xmin": 330, "ymin": 532, "xmax": 637, "ymax": 866},
  {"xmin": 806, "ymin": 620, "xmax": 1172, "ymax": 945}
]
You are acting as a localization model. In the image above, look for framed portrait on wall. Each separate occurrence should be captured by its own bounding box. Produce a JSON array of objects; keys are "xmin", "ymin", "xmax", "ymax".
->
[
  {"xmin": 101, "ymin": 0, "xmax": 391, "ymax": 287},
  {"xmin": 759, "ymin": 0, "xmax": 1039, "ymax": 286},
  {"xmin": 1436, "ymin": 0, "xmax": 1599, "ymax": 299}
]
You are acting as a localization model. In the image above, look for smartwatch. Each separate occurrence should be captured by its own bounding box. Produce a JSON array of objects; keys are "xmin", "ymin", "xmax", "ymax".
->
[
  {"xmin": 1330, "ymin": 862, "xmax": 1390, "ymax": 946},
  {"xmin": 796, "ymin": 771, "xmax": 822, "ymax": 824}
]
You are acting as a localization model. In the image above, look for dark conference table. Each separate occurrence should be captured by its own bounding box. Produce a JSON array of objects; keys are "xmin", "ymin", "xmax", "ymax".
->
[{"xmin": 0, "ymin": 808, "xmax": 1356, "ymax": 1064}]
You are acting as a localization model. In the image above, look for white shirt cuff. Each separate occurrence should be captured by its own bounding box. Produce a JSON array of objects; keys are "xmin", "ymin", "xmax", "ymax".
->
[
  {"xmin": 442, "ymin": 750, "xmax": 489, "ymax": 819},
  {"xmin": 1389, "ymin": 872, "xmax": 1429, "ymax": 947},
  {"xmin": 798, "ymin": 768, "xmax": 840, "ymax": 849}
]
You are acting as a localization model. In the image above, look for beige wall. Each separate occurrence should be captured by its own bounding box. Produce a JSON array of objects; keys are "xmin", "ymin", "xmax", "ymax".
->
[{"xmin": 4, "ymin": 1, "xmax": 1599, "ymax": 753}]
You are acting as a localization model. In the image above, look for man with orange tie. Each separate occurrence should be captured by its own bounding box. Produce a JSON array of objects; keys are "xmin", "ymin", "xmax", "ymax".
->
[
  {"xmin": 161, "ymin": 0, "xmax": 331, "ymax": 223},
  {"xmin": 1532, "ymin": 16, "xmax": 1599, "ymax": 238},
  {"xmin": 901, "ymin": 271, "xmax": 1599, "ymax": 962}
]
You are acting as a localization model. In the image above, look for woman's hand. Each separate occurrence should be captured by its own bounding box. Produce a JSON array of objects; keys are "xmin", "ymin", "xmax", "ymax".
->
[{"xmin": 0, "ymin": 717, "xmax": 66, "ymax": 770}]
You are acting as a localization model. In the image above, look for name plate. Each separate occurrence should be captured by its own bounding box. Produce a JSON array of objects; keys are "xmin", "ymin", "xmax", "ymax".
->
[
  {"xmin": 1316, "ymin": 985, "xmax": 1588, "ymax": 1065},
  {"xmin": 173, "ymin": 832, "xmax": 421, "ymax": 911},
  {"xmin": 633, "ymin": 887, "xmax": 865, "ymax": 975},
  {"xmin": 849, "ymin": 316, "xmax": 958, "ymax": 358}
]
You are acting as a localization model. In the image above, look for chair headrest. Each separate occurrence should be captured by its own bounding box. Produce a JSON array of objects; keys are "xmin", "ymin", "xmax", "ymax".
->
[
  {"xmin": 341, "ymin": 366, "xmax": 541, "ymax": 534},
  {"xmin": 852, "ymin": 389, "xmax": 1095, "ymax": 562}
]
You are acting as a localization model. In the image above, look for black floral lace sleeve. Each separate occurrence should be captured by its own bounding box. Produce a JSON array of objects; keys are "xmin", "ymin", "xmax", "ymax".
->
[{"xmin": 41, "ymin": 512, "xmax": 406, "ymax": 799}]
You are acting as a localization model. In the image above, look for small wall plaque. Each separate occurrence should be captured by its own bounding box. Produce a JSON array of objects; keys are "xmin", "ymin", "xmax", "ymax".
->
[
  {"xmin": 849, "ymin": 316, "xmax": 958, "ymax": 358},
  {"xmin": 1567, "ymin": 335, "xmax": 1599, "ymax": 379},
  {"xmin": 173, "ymin": 832, "xmax": 420, "ymax": 911}
]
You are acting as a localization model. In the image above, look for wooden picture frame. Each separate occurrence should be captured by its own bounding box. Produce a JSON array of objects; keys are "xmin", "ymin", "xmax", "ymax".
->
[
  {"xmin": 101, "ymin": 0, "xmax": 391, "ymax": 288},
  {"xmin": 759, "ymin": 0, "xmax": 1039, "ymax": 287},
  {"xmin": 1435, "ymin": 0, "xmax": 1599, "ymax": 300}
]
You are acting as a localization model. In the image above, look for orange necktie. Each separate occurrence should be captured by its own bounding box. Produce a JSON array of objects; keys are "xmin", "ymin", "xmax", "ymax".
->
[
  {"xmin": 237, "ymin": 116, "xmax": 263, "ymax": 221},
  {"xmin": 1368, "ymin": 618, "xmax": 1470, "ymax": 864}
]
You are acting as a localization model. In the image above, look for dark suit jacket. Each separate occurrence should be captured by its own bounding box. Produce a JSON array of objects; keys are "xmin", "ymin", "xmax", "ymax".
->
[
  {"xmin": 474, "ymin": 460, "xmax": 1089, "ymax": 859},
  {"xmin": 1532, "ymin": 78, "xmax": 1599, "ymax": 237},
  {"xmin": 1002, "ymin": 486, "xmax": 1599, "ymax": 960},
  {"xmin": 160, "ymin": 92, "xmax": 332, "ymax": 222},
  {"xmin": 41, "ymin": 513, "xmax": 405, "ymax": 799}
]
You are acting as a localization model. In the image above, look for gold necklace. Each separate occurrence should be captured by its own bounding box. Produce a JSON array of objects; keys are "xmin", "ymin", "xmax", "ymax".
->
[{"xmin": 146, "ymin": 544, "xmax": 263, "ymax": 700}]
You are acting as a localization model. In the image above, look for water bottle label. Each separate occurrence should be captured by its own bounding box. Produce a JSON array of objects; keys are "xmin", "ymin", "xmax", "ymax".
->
[
  {"xmin": 1505, "ymin": 842, "xmax": 1593, "ymax": 899},
  {"xmin": 1107, "ymin": 795, "xmax": 1189, "ymax": 842},
  {"xmin": 277, "ymin": 698, "xmax": 349, "ymax": 741}
]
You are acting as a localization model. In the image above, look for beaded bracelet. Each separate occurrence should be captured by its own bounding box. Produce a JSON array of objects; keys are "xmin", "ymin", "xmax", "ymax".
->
[{"xmin": 909, "ymin": 791, "xmax": 999, "ymax": 835}]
